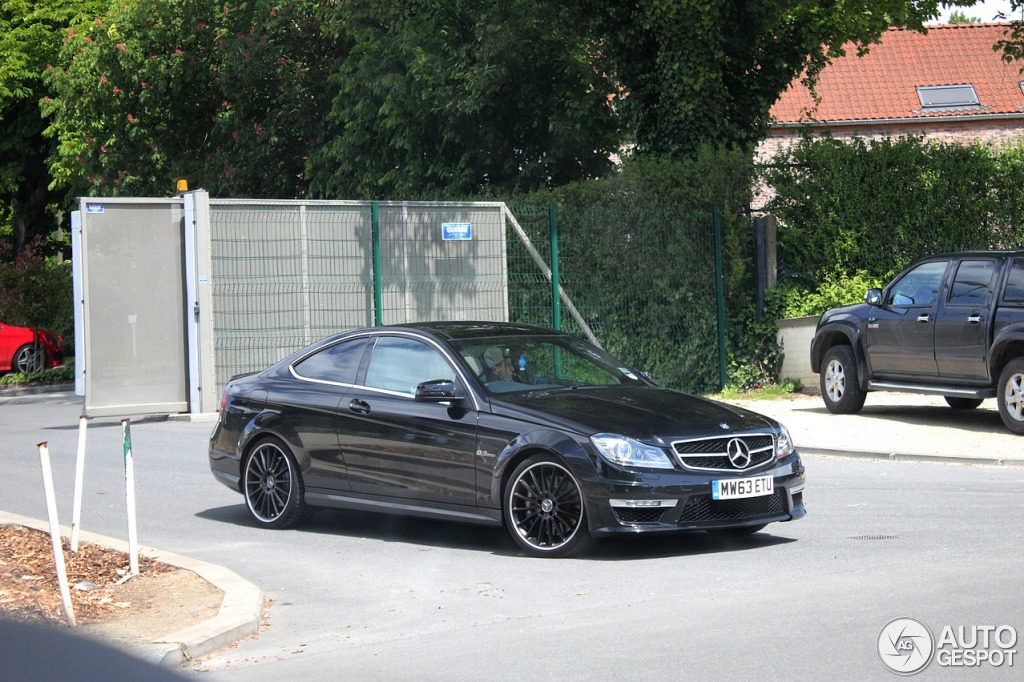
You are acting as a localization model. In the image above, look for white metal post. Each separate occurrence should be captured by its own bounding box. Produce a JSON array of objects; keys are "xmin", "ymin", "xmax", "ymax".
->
[{"xmin": 37, "ymin": 442, "xmax": 76, "ymax": 626}]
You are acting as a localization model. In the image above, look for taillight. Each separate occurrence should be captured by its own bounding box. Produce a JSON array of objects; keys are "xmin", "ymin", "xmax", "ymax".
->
[{"xmin": 219, "ymin": 392, "xmax": 229, "ymax": 412}]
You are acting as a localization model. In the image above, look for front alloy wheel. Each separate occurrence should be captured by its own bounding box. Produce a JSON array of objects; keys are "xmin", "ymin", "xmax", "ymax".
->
[
  {"xmin": 12, "ymin": 344, "xmax": 45, "ymax": 374},
  {"xmin": 505, "ymin": 457, "xmax": 591, "ymax": 557},
  {"xmin": 820, "ymin": 345, "xmax": 866, "ymax": 414},
  {"xmin": 243, "ymin": 437, "xmax": 306, "ymax": 528},
  {"xmin": 997, "ymin": 359, "xmax": 1024, "ymax": 435}
]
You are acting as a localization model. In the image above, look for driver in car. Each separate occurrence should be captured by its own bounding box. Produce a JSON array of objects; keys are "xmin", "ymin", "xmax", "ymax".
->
[{"xmin": 484, "ymin": 346, "xmax": 516, "ymax": 382}]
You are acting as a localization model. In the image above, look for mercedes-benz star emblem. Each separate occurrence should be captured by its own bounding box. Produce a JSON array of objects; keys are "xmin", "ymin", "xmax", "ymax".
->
[{"xmin": 726, "ymin": 438, "xmax": 752, "ymax": 469}]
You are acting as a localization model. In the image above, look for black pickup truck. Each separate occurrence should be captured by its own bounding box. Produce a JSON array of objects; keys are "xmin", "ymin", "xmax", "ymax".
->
[{"xmin": 810, "ymin": 251, "xmax": 1024, "ymax": 434}]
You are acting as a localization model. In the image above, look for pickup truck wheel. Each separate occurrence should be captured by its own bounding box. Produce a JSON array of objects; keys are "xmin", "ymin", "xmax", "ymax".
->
[
  {"xmin": 997, "ymin": 359, "xmax": 1024, "ymax": 435},
  {"xmin": 820, "ymin": 346, "xmax": 866, "ymax": 414},
  {"xmin": 944, "ymin": 397, "xmax": 983, "ymax": 410}
]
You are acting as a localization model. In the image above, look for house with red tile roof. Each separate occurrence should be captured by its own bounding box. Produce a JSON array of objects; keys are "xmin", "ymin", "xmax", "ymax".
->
[{"xmin": 758, "ymin": 22, "xmax": 1024, "ymax": 163}]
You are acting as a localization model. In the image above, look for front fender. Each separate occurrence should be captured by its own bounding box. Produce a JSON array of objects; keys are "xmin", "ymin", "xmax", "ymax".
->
[
  {"xmin": 810, "ymin": 317, "xmax": 864, "ymax": 377},
  {"xmin": 488, "ymin": 428, "xmax": 593, "ymax": 504}
]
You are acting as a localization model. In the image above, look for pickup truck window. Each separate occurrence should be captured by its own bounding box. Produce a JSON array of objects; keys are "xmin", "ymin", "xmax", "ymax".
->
[
  {"xmin": 947, "ymin": 259, "xmax": 998, "ymax": 307},
  {"xmin": 1004, "ymin": 259, "xmax": 1024, "ymax": 303},
  {"xmin": 887, "ymin": 261, "xmax": 948, "ymax": 307}
]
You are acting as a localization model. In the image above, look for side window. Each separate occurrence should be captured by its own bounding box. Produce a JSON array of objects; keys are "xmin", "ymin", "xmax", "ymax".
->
[
  {"xmin": 292, "ymin": 337, "xmax": 369, "ymax": 383},
  {"xmin": 364, "ymin": 337, "xmax": 456, "ymax": 395},
  {"xmin": 887, "ymin": 261, "xmax": 948, "ymax": 307},
  {"xmin": 1003, "ymin": 259, "xmax": 1024, "ymax": 303},
  {"xmin": 947, "ymin": 259, "xmax": 998, "ymax": 307}
]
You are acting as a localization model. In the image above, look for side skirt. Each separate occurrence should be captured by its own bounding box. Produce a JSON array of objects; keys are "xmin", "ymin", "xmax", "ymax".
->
[{"xmin": 305, "ymin": 490, "xmax": 503, "ymax": 527}]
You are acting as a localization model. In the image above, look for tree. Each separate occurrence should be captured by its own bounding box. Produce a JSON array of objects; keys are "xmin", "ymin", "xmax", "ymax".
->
[
  {"xmin": 0, "ymin": 0, "xmax": 106, "ymax": 258},
  {"xmin": 995, "ymin": 2, "xmax": 1024, "ymax": 70},
  {"xmin": 306, "ymin": 0, "xmax": 621, "ymax": 199},
  {"xmin": 586, "ymin": 0, "xmax": 951, "ymax": 159},
  {"xmin": 44, "ymin": 0, "xmax": 339, "ymax": 200},
  {"xmin": 947, "ymin": 10, "xmax": 981, "ymax": 23}
]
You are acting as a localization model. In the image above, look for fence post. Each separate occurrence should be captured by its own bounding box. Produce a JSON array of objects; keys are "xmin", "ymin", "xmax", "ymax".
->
[
  {"xmin": 371, "ymin": 202, "xmax": 383, "ymax": 326},
  {"xmin": 713, "ymin": 206, "xmax": 727, "ymax": 391},
  {"xmin": 548, "ymin": 204, "xmax": 561, "ymax": 330}
]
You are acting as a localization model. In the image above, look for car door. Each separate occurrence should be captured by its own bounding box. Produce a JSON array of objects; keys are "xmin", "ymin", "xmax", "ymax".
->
[
  {"xmin": 935, "ymin": 258, "xmax": 1001, "ymax": 381},
  {"xmin": 275, "ymin": 335, "xmax": 374, "ymax": 492},
  {"xmin": 340, "ymin": 334, "xmax": 480, "ymax": 506},
  {"xmin": 864, "ymin": 260, "xmax": 949, "ymax": 377}
]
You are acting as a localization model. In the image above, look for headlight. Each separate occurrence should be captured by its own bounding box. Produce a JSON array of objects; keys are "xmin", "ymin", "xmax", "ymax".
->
[
  {"xmin": 591, "ymin": 434, "xmax": 674, "ymax": 470},
  {"xmin": 777, "ymin": 426, "xmax": 795, "ymax": 458}
]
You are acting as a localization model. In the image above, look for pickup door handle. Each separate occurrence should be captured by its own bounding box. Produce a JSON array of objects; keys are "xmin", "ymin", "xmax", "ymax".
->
[
  {"xmin": 348, "ymin": 399, "xmax": 371, "ymax": 415},
  {"xmin": 967, "ymin": 315, "xmax": 983, "ymax": 324},
  {"xmin": 916, "ymin": 314, "xmax": 932, "ymax": 323}
]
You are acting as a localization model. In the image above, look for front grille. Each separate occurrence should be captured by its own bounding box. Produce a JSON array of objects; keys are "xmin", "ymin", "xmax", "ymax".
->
[
  {"xmin": 614, "ymin": 508, "xmax": 666, "ymax": 525},
  {"xmin": 677, "ymin": 491, "xmax": 787, "ymax": 524},
  {"xmin": 672, "ymin": 434, "xmax": 775, "ymax": 472}
]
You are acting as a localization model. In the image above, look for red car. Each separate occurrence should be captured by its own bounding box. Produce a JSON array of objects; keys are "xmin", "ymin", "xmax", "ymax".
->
[{"xmin": 0, "ymin": 322, "xmax": 63, "ymax": 374}]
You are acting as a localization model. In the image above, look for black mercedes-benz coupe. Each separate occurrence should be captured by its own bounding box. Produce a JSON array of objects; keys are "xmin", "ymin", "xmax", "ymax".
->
[{"xmin": 209, "ymin": 322, "xmax": 806, "ymax": 557}]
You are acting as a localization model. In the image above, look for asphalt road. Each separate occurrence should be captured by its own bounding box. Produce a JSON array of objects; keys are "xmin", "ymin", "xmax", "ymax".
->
[{"xmin": 2, "ymin": 391, "xmax": 1023, "ymax": 680}]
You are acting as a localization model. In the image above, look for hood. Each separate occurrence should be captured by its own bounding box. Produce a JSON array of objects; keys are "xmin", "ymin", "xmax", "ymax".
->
[{"xmin": 492, "ymin": 386, "xmax": 778, "ymax": 445}]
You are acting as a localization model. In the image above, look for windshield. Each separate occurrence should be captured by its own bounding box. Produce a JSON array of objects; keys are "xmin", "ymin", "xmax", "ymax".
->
[{"xmin": 448, "ymin": 334, "xmax": 649, "ymax": 395}]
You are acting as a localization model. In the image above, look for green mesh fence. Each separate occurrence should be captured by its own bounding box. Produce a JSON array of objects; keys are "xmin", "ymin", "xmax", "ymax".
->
[{"xmin": 508, "ymin": 204, "xmax": 721, "ymax": 394}]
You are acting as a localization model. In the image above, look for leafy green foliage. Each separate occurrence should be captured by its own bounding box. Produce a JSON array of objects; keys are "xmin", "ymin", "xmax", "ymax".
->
[
  {"xmin": 1, "ymin": 0, "xmax": 107, "ymax": 258},
  {"xmin": 775, "ymin": 271, "xmax": 883, "ymax": 319},
  {"xmin": 586, "ymin": 0, "xmax": 943, "ymax": 158},
  {"xmin": 0, "ymin": 360, "xmax": 73, "ymax": 385},
  {"xmin": 43, "ymin": 0, "xmax": 336, "ymax": 199},
  {"xmin": 764, "ymin": 135, "xmax": 1021, "ymax": 290},
  {"xmin": 308, "ymin": 0, "xmax": 620, "ymax": 199}
]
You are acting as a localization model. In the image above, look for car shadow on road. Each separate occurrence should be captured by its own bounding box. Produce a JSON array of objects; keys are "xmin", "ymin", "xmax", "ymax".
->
[{"xmin": 196, "ymin": 504, "xmax": 797, "ymax": 560}]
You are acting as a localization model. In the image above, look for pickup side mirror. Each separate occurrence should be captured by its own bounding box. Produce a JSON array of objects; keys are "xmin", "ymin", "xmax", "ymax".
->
[
  {"xmin": 865, "ymin": 288, "xmax": 883, "ymax": 306},
  {"xmin": 415, "ymin": 379, "xmax": 462, "ymax": 402}
]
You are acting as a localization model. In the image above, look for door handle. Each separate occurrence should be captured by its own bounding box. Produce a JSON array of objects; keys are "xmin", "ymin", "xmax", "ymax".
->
[
  {"xmin": 348, "ymin": 399, "xmax": 371, "ymax": 415},
  {"xmin": 967, "ymin": 315, "xmax": 982, "ymax": 324},
  {"xmin": 916, "ymin": 314, "xmax": 932, "ymax": 323}
]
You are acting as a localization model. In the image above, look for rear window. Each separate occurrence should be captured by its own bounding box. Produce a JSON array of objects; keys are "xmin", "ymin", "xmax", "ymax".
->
[{"xmin": 1004, "ymin": 259, "xmax": 1024, "ymax": 303}]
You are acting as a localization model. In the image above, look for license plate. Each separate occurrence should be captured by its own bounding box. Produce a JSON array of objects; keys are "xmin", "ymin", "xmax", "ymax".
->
[{"xmin": 712, "ymin": 475, "xmax": 774, "ymax": 500}]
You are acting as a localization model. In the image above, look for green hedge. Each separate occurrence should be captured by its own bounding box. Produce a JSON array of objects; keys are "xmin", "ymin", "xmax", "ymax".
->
[{"xmin": 764, "ymin": 135, "xmax": 1024, "ymax": 291}]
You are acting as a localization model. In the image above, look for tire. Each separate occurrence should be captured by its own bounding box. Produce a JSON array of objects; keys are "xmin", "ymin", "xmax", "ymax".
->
[
  {"xmin": 242, "ymin": 437, "xmax": 307, "ymax": 528},
  {"xmin": 944, "ymin": 396, "xmax": 983, "ymax": 411},
  {"xmin": 504, "ymin": 456, "xmax": 592, "ymax": 558},
  {"xmin": 12, "ymin": 344, "xmax": 45, "ymax": 374},
  {"xmin": 997, "ymin": 358, "xmax": 1024, "ymax": 435},
  {"xmin": 819, "ymin": 345, "xmax": 866, "ymax": 414},
  {"xmin": 708, "ymin": 524, "xmax": 767, "ymax": 538}
]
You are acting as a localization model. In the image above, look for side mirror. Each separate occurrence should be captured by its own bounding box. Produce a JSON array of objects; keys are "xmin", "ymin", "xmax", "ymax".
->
[
  {"xmin": 865, "ymin": 288, "xmax": 883, "ymax": 306},
  {"xmin": 415, "ymin": 379, "xmax": 462, "ymax": 402}
]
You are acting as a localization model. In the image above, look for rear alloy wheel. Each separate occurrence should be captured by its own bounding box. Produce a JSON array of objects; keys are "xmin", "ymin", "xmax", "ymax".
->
[
  {"xmin": 505, "ymin": 456, "xmax": 592, "ymax": 558},
  {"xmin": 243, "ymin": 437, "xmax": 306, "ymax": 528},
  {"xmin": 944, "ymin": 396, "xmax": 984, "ymax": 410},
  {"xmin": 997, "ymin": 358, "xmax": 1024, "ymax": 435},
  {"xmin": 12, "ymin": 344, "xmax": 45, "ymax": 374},
  {"xmin": 820, "ymin": 345, "xmax": 866, "ymax": 414}
]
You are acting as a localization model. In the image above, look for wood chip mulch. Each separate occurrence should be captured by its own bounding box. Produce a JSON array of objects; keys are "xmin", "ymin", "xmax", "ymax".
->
[{"xmin": 0, "ymin": 524, "xmax": 173, "ymax": 626}]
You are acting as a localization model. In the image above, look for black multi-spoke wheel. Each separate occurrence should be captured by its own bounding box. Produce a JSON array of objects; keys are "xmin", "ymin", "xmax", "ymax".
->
[
  {"xmin": 504, "ymin": 456, "xmax": 591, "ymax": 557},
  {"xmin": 12, "ymin": 344, "xmax": 45, "ymax": 374},
  {"xmin": 243, "ymin": 437, "xmax": 306, "ymax": 528}
]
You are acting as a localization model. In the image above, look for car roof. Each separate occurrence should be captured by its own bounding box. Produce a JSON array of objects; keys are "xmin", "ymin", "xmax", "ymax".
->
[{"xmin": 391, "ymin": 321, "xmax": 569, "ymax": 341}]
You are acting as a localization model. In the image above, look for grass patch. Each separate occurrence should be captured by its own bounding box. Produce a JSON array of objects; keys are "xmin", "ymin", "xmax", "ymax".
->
[{"xmin": 710, "ymin": 379, "xmax": 804, "ymax": 401}]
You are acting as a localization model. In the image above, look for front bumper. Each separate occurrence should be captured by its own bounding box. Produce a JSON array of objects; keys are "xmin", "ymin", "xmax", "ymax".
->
[{"xmin": 584, "ymin": 454, "xmax": 806, "ymax": 536}]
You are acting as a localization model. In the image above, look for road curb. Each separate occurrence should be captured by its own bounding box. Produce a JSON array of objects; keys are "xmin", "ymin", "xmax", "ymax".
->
[
  {"xmin": 799, "ymin": 447, "xmax": 1020, "ymax": 467},
  {"xmin": 0, "ymin": 511, "xmax": 263, "ymax": 667}
]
